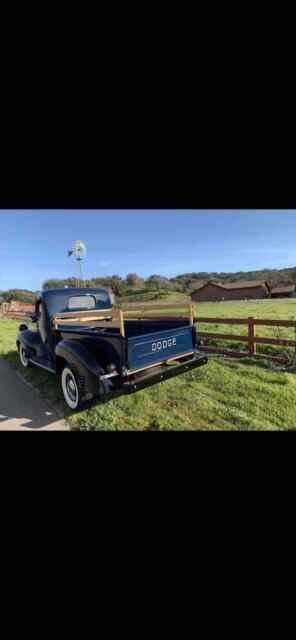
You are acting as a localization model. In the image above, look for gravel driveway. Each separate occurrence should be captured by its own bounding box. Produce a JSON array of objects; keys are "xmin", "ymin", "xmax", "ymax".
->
[{"xmin": 0, "ymin": 358, "xmax": 67, "ymax": 431}]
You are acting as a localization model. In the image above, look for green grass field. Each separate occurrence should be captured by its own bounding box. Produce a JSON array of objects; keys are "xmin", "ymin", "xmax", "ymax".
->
[
  {"xmin": 197, "ymin": 298, "xmax": 296, "ymax": 359},
  {"xmin": 1, "ymin": 297, "xmax": 296, "ymax": 430},
  {"xmin": 118, "ymin": 288, "xmax": 189, "ymax": 304}
]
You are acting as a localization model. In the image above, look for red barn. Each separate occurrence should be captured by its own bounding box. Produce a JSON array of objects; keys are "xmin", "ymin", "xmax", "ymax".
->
[
  {"xmin": 191, "ymin": 280, "xmax": 271, "ymax": 303},
  {"xmin": 271, "ymin": 285, "xmax": 295, "ymax": 299}
]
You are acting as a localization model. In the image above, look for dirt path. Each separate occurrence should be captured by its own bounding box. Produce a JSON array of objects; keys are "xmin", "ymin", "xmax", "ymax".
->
[{"xmin": 0, "ymin": 358, "xmax": 67, "ymax": 431}]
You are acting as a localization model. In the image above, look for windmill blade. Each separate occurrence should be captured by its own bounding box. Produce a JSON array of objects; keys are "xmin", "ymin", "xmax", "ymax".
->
[
  {"xmin": 73, "ymin": 240, "xmax": 87, "ymax": 259},
  {"xmin": 68, "ymin": 240, "xmax": 87, "ymax": 287}
]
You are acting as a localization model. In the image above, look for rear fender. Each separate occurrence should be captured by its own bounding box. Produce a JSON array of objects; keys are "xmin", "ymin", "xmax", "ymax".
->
[{"xmin": 55, "ymin": 340, "xmax": 104, "ymax": 378}]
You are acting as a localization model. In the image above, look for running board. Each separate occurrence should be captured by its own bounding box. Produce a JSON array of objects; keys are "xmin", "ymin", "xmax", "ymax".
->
[{"xmin": 29, "ymin": 359, "xmax": 56, "ymax": 374}]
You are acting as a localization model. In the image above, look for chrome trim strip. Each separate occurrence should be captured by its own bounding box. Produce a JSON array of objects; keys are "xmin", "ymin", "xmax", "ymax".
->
[
  {"xmin": 126, "ymin": 350, "xmax": 195, "ymax": 376},
  {"xmin": 29, "ymin": 360, "xmax": 55, "ymax": 374}
]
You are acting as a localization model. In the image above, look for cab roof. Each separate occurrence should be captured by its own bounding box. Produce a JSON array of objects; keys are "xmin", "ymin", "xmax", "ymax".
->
[{"xmin": 40, "ymin": 288, "xmax": 113, "ymax": 317}]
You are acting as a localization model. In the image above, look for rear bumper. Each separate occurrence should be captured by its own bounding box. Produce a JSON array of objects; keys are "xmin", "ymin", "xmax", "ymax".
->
[{"xmin": 121, "ymin": 352, "xmax": 208, "ymax": 394}]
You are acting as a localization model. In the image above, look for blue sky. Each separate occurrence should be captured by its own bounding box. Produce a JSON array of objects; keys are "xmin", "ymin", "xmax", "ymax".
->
[{"xmin": 1, "ymin": 210, "xmax": 296, "ymax": 291}]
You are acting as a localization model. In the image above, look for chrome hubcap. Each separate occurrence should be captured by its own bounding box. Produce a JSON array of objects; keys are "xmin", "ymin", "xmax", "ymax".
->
[
  {"xmin": 66, "ymin": 374, "xmax": 77, "ymax": 402},
  {"xmin": 62, "ymin": 367, "xmax": 79, "ymax": 409}
]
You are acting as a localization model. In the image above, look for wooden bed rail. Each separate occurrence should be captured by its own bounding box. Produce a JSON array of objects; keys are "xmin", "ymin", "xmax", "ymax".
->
[
  {"xmin": 120, "ymin": 302, "xmax": 195, "ymax": 325},
  {"xmin": 120, "ymin": 302, "xmax": 191, "ymax": 311},
  {"xmin": 53, "ymin": 308, "xmax": 115, "ymax": 328},
  {"xmin": 53, "ymin": 302, "xmax": 194, "ymax": 336}
]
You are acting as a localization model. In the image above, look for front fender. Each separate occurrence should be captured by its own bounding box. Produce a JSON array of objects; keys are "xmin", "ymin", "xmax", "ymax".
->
[
  {"xmin": 55, "ymin": 340, "xmax": 104, "ymax": 378},
  {"xmin": 17, "ymin": 329, "xmax": 37, "ymax": 355}
]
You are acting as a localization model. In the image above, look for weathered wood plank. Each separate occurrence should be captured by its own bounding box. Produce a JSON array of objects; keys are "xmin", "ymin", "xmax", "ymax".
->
[
  {"xmin": 54, "ymin": 308, "xmax": 113, "ymax": 321},
  {"xmin": 198, "ymin": 332, "xmax": 249, "ymax": 342},
  {"xmin": 254, "ymin": 336, "xmax": 296, "ymax": 347},
  {"xmin": 197, "ymin": 317, "xmax": 296, "ymax": 328},
  {"xmin": 197, "ymin": 317, "xmax": 249, "ymax": 324},
  {"xmin": 198, "ymin": 331, "xmax": 296, "ymax": 348},
  {"xmin": 198, "ymin": 346, "xmax": 289, "ymax": 364},
  {"xmin": 120, "ymin": 303, "xmax": 191, "ymax": 311},
  {"xmin": 253, "ymin": 319, "xmax": 296, "ymax": 327}
]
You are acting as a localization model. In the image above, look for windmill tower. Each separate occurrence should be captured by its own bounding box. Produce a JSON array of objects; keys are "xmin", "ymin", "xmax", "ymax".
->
[{"xmin": 68, "ymin": 241, "xmax": 87, "ymax": 287}]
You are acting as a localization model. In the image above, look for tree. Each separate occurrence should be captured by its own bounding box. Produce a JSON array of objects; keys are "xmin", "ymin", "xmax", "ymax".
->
[
  {"xmin": 2, "ymin": 289, "xmax": 37, "ymax": 303},
  {"xmin": 146, "ymin": 275, "xmax": 172, "ymax": 290},
  {"xmin": 110, "ymin": 276, "xmax": 125, "ymax": 296},
  {"xmin": 43, "ymin": 279, "xmax": 67, "ymax": 290},
  {"xmin": 126, "ymin": 273, "xmax": 141, "ymax": 287}
]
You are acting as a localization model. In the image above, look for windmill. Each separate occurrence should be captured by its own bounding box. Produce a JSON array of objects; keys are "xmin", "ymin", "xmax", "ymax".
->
[{"xmin": 68, "ymin": 241, "xmax": 87, "ymax": 287}]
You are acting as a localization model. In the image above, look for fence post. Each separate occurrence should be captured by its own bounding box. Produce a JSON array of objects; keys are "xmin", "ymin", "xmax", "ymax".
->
[{"xmin": 248, "ymin": 317, "xmax": 256, "ymax": 356}]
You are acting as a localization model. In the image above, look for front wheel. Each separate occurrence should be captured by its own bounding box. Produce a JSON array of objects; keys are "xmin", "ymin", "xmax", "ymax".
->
[{"xmin": 19, "ymin": 343, "xmax": 32, "ymax": 368}]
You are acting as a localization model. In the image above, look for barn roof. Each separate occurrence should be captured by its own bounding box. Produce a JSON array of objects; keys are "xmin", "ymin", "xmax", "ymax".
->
[
  {"xmin": 271, "ymin": 285, "xmax": 295, "ymax": 294},
  {"xmin": 191, "ymin": 279, "xmax": 270, "ymax": 294},
  {"xmin": 222, "ymin": 280, "xmax": 270, "ymax": 290}
]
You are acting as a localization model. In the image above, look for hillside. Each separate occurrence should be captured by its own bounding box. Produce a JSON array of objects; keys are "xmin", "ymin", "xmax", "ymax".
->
[
  {"xmin": 42, "ymin": 265, "xmax": 296, "ymax": 295},
  {"xmin": 176, "ymin": 266, "xmax": 296, "ymax": 292},
  {"xmin": 0, "ymin": 289, "xmax": 37, "ymax": 303},
  {"xmin": 2, "ymin": 265, "xmax": 296, "ymax": 303},
  {"xmin": 117, "ymin": 289, "xmax": 189, "ymax": 304}
]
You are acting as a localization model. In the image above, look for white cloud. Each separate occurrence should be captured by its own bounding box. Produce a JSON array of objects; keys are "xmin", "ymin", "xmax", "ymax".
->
[{"xmin": 98, "ymin": 261, "xmax": 111, "ymax": 268}]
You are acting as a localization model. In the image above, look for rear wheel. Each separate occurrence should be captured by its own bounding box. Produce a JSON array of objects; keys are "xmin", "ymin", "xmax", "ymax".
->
[
  {"xmin": 61, "ymin": 366, "xmax": 82, "ymax": 410},
  {"xmin": 61, "ymin": 365, "xmax": 96, "ymax": 410}
]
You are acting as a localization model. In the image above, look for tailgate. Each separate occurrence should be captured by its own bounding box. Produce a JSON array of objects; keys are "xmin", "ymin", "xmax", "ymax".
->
[{"xmin": 127, "ymin": 325, "xmax": 196, "ymax": 371}]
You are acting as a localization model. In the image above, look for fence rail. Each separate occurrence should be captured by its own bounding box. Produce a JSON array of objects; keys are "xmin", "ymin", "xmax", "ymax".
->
[
  {"xmin": 197, "ymin": 317, "xmax": 296, "ymax": 328},
  {"xmin": 196, "ymin": 316, "xmax": 296, "ymax": 364},
  {"xmin": 1, "ymin": 311, "xmax": 31, "ymax": 320}
]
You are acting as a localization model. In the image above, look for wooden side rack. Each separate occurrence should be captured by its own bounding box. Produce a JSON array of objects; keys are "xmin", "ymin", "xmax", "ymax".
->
[{"xmin": 53, "ymin": 302, "xmax": 194, "ymax": 338}]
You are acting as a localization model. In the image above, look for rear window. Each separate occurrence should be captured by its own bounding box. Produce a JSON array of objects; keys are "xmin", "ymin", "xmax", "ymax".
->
[
  {"xmin": 43, "ymin": 288, "xmax": 113, "ymax": 317},
  {"xmin": 68, "ymin": 295, "xmax": 96, "ymax": 310}
]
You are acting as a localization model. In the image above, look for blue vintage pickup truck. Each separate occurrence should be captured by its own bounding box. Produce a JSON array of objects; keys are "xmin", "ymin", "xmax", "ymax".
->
[{"xmin": 17, "ymin": 288, "xmax": 207, "ymax": 410}]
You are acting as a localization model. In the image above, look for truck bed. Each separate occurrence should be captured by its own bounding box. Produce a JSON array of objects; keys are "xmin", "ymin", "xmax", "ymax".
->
[{"xmin": 57, "ymin": 317, "xmax": 197, "ymax": 373}]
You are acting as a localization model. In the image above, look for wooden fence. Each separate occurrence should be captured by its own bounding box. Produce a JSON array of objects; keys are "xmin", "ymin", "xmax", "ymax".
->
[
  {"xmin": 1, "ymin": 311, "xmax": 31, "ymax": 320},
  {"xmin": 1, "ymin": 302, "xmax": 295, "ymax": 365},
  {"xmin": 1, "ymin": 301, "xmax": 34, "ymax": 321},
  {"xmin": 196, "ymin": 316, "xmax": 296, "ymax": 364}
]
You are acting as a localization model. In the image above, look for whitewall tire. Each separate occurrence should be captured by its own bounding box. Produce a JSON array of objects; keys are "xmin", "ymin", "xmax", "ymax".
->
[
  {"xmin": 61, "ymin": 367, "xmax": 80, "ymax": 410},
  {"xmin": 19, "ymin": 343, "xmax": 31, "ymax": 368}
]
